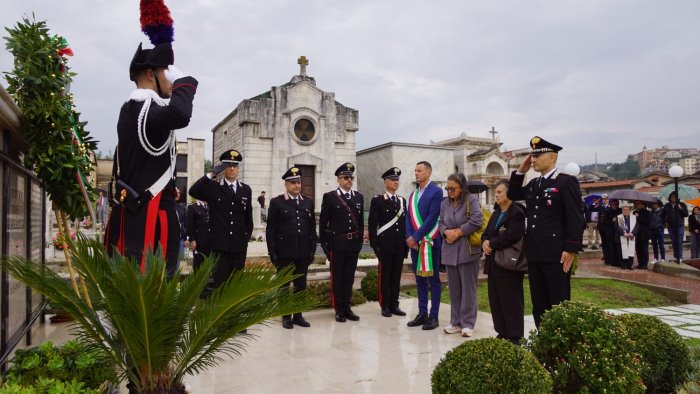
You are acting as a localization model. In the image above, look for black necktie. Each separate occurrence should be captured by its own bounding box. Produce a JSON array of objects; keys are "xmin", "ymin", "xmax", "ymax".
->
[
  {"xmin": 229, "ymin": 184, "xmax": 235, "ymax": 194},
  {"xmin": 294, "ymin": 198, "xmax": 299, "ymax": 206},
  {"xmin": 345, "ymin": 192, "xmax": 351, "ymax": 200},
  {"xmin": 391, "ymin": 195, "xmax": 396, "ymax": 203}
]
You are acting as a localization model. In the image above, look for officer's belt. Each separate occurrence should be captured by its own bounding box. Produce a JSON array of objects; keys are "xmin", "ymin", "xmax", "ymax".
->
[{"xmin": 334, "ymin": 231, "xmax": 359, "ymax": 240}]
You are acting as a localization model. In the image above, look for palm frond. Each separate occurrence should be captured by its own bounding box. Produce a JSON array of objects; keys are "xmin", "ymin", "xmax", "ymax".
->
[{"xmin": 3, "ymin": 236, "xmax": 317, "ymax": 392}]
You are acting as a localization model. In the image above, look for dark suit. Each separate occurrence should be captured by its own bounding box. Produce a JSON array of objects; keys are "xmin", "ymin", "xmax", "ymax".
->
[
  {"xmin": 266, "ymin": 193, "xmax": 317, "ymax": 297},
  {"xmin": 508, "ymin": 169, "xmax": 584, "ymax": 327},
  {"xmin": 189, "ymin": 177, "xmax": 253, "ymax": 291},
  {"xmin": 633, "ymin": 208, "xmax": 651, "ymax": 268},
  {"xmin": 482, "ymin": 202, "xmax": 526, "ymax": 343},
  {"xmin": 319, "ymin": 188, "xmax": 364, "ymax": 314},
  {"xmin": 185, "ymin": 202, "xmax": 209, "ymax": 271},
  {"xmin": 602, "ymin": 205, "xmax": 622, "ymax": 266},
  {"xmin": 368, "ymin": 192, "xmax": 408, "ymax": 310}
]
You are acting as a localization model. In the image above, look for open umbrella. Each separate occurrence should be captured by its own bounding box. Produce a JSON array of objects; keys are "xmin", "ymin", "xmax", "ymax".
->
[
  {"xmin": 583, "ymin": 194, "xmax": 601, "ymax": 205},
  {"xmin": 685, "ymin": 196, "xmax": 700, "ymax": 207},
  {"xmin": 467, "ymin": 180, "xmax": 488, "ymax": 193},
  {"xmin": 658, "ymin": 184, "xmax": 700, "ymax": 201},
  {"xmin": 607, "ymin": 189, "xmax": 656, "ymax": 203}
]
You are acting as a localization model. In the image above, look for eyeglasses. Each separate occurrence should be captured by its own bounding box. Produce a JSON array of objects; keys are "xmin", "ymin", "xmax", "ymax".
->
[
  {"xmin": 445, "ymin": 186, "xmax": 461, "ymax": 192},
  {"xmin": 340, "ymin": 176, "xmax": 354, "ymax": 180}
]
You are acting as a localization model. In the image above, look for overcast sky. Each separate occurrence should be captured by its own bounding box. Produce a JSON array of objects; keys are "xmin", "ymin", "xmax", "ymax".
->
[{"xmin": 2, "ymin": 0, "xmax": 698, "ymax": 166}]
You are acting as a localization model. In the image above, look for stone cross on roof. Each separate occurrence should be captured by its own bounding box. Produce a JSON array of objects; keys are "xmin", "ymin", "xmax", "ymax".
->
[
  {"xmin": 298, "ymin": 55, "xmax": 309, "ymax": 76},
  {"xmin": 489, "ymin": 126, "xmax": 498, "ymax": 140}
]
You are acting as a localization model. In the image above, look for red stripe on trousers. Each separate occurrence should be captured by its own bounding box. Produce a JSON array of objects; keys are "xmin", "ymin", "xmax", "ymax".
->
[
  {"xmin": 378, "ymin": 258, "xmax": 383, "ymax": 306},
  {"xmin": 329, "ymin": 251, "xmax": 336, "ymax": 309},
  {"xmin": 141, "ymin": 192, "xmax": 163, "ymax": 272}
]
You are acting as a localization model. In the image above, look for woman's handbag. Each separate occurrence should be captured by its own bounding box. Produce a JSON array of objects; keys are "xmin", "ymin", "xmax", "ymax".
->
[
  {"xmin": 494, "ymin": 237, "xmax": 528, "ymax": 272},
  {"xmin": 465, "ymin": 195, "xmax": 490, "ymax": 247}
]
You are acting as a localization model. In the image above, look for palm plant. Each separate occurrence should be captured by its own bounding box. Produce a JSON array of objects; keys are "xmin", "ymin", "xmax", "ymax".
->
[{"xmin": 2, "ymin": 236, "xmax": 315, "ymax": 393}]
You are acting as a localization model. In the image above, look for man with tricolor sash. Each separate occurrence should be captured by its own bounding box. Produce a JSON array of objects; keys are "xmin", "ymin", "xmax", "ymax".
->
[{"xmin": 405, "ymin": 161, "xmax": 443, "ymax": 330}]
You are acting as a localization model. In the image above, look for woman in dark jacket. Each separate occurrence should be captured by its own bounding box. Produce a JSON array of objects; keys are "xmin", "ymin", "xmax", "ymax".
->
[{"xmin": 482, "ymin": 180, "xmax": 526, "ymax": 344}]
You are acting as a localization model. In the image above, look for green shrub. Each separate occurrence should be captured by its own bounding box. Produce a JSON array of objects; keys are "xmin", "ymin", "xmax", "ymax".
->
[
  {"xmin": 308, "ymin": 281, "xmax": 367, "ymax": 308},
  {"xmin": 360, "ymin": 269, "xmax": 379, "ymax": 302},
  {"xmin": 431, "ymin": 338, "xmax": 552, "ymax": 393},
  {"xmin": 616, "ymin": 313, "xmax": 693, "ymax": 393},
  {"xmin": 680, "ymin": 347, "xmax": 700, "ymax": 393},
  {"xmin": 1, "ymin": 340, "xmax": 116, "ymax": 393},
  {"xmin": 526, "ymin": 301, "xmax": 645, "ymax": 393},
  {"xmin": 357, "ymin": 252, "xmax": 375, "ymax": 260}
]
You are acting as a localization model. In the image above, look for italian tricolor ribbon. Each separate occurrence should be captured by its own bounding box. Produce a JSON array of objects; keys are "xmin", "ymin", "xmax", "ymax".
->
[{"xmin": 408, "ymin": 189, "xmax": 439, "ymax": 277}]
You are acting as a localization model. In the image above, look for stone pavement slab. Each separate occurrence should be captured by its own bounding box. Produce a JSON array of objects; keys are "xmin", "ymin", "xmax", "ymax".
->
[
  {"xmin": 683, "ymin": 325, "xmax": 700, "ymax": 333},
  {"xmin": 659, "ymin": 318, "xmax": 687, "ymax": 327},
  {"xmin": 674, "ymin": 328, "xmax": 700, "ymax": 339}
]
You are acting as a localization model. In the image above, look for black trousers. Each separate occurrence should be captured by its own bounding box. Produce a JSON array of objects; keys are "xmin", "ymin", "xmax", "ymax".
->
[
  {"xmin": 277, "ymin": 258, "xmax": 311, "ymax": 317},
  {"xmin": 487, "ymin": 264, "xmax": 525, "ymax": 342},
  {"xmin": 527, "ymin": 261, "xmax": 571, "ymax": 327},
  {"xmin": 207, "ymin": 249, "xmax": 246, "ymax": 293},
  {"xmin": 599, "ymin": 227, "xmax": 609, "ymax": 262},
  {"xmin": 635, "ymin": 237, "xmax": 649, "ymax": 268},
  {"xmin": 377, "ymin": 252, "xmax": 404, "ymax": 309},
  {"xmin": 192, "ymin": 248, "xmax": 210, "ymax": 272},
  {"xmin": 330, "ymin": 250, "xmax": 359, "ymax": 313}
]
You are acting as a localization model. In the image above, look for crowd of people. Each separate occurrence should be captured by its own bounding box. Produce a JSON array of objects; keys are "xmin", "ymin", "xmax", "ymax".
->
[{"xmin": 583, "ymin": 190, "xmax": 694, "ymax": 268}]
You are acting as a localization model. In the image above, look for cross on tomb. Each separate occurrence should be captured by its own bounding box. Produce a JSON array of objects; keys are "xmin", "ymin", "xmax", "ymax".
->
[
  {"xmin": 298, "ymin": 56, "xmax": 309, "ymax": 76},
  {"xmin": 489, "ymin": 126, "xmax": 498, "ymax": 140}
]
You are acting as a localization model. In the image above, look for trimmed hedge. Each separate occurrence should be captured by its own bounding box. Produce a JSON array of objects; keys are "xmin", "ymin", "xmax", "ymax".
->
[
  {"xmin": 616, "ymin": 313, "xmax": 693, "ymax": 393},
  {"xmin": 431, "ymin": 338, "xmax": 552, "ymax": 393},
  {"xmin": 307, "ymin": 281, "xmax": 366, "ymax": 308},
  {"xmin": 526, "ymin": 301, "xmax": 645, "ymax": 393}
]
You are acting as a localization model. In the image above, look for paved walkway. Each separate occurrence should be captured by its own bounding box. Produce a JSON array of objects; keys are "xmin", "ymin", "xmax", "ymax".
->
[
  {"xmin": 604, "ymin": 304, "xmax": 700, "ymax": 339},
  {"xmin": 30, "ymin": 298, "xmax": 533, "ymax": 393}
]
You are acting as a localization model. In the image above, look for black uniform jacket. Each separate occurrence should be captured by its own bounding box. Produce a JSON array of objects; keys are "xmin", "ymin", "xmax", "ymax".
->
[
  {"xmin": 185, "ymin": 202, "xmax": 209, "ymax": 250},
  {"xmin": 116, "ymin": 77, "xmax": 198, "ymax": 211},
  {"xmin": 189, "ymin": 177, "xmax": 253, "ymax": 253},
  {"xmin": 319, "ymin": 188, "xmax": 364, "ymax": 253},
  {"xmin": 508, "ymin": 169, "xmax": 584, "ymax": 262},
  {"xmin": 368, "ymin": 192, "xmax": 408, "ymax": 256},
  {"xmin": 266, "ymin": 193, "xmax": 317, "ymax": 262}
]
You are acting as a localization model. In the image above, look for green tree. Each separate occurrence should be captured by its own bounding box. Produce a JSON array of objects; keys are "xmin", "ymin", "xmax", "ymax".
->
[{"xmin": 2, "ymin": 236, "xmax": 316, "ymax": 393}]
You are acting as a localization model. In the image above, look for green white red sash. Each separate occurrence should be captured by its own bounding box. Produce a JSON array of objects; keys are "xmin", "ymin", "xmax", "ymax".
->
[{"xmin": 408, "ymin": 188, "xmax": 439, "ymax": 277}]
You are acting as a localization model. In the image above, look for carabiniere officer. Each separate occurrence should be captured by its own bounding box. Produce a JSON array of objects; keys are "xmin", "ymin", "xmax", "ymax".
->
[
  {"xmin": 189, "ymin": 149, "xmax": 253, "ymax": 296},
  {"xmin": 266, "ymin": 166, "xmax": 317, "ymax": 329},
  {"xmin": 319, "ymin": 163, "xmax": 364, "ymax": 323},
  {"xmin": 368, "ymin": 167, "xmax": 409, "ymax": 317}
]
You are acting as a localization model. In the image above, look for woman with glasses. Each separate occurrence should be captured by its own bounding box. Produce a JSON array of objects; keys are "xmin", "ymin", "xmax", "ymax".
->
[
  {"xmin": 438, "ymin": 173, "xmax": 483, "ymax": 337},
  {"xmin": 481, "ymin": 180, "xmax": 526, "ymax": 344}
]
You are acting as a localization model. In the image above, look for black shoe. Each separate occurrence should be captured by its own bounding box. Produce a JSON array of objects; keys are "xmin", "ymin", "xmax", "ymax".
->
[
  {"xmin": 390, "ymin": 307, "xmax": 407, "ymax": 316},
  {"xmin": 292, "ymin": 315, "xmax": 311, "ymax": 327},
  {"xmin": 422, "ymin": 316, "xmax": 439, "ymax": 330},
  {"xmin": 282, "ymin": 316, "xmax": 293, "ymax": 329},
  {"xmin": 345, "ymin": 309, "xmax": 360, "ymax": 321},
  {"xmin": 407, "ymin": 313, "xmax": 428, "ymax": 327},
  {"xmin": 335, "ymin": 312, "xmax": 346, "ymax": 323},
  {"xmin": 381, "ymin": 308, "xmax": 392, "ymax": 317}
]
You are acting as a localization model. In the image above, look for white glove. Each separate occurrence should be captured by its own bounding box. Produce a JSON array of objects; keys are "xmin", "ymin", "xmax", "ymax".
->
[{"xmin": 164, "ymin": 65, "xmax": 185, "ymax": 84}]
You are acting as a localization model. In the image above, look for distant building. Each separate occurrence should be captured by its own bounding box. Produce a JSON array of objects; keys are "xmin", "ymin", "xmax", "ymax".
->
[{"xmin": 635, "ymin": 145, "xmax": 699, "ymax": 174}]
